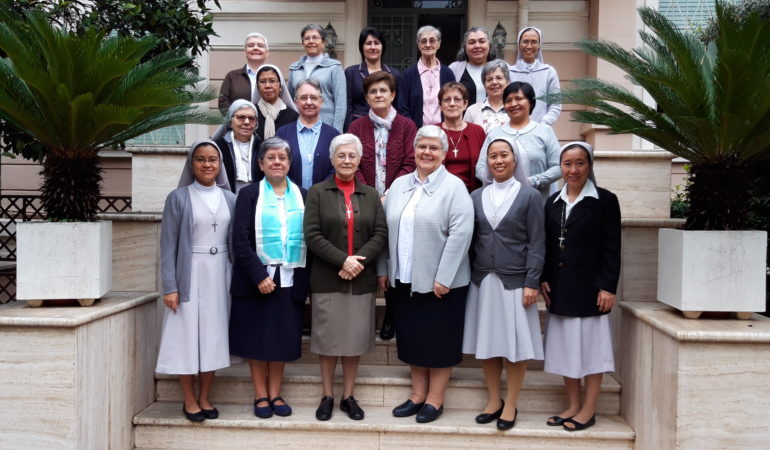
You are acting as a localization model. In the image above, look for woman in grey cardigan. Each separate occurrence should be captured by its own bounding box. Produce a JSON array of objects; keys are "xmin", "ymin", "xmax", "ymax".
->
[
  {"xmin": 462, "ymin": 136, "xmax": 545, "ymax": 430},
  {"xmin": 157, "ymin": 140, "xmax": 236, "ymax": 422},
  {"xmin": 379, "ymin": 125, "xmax": 474, "ymax": 424}
]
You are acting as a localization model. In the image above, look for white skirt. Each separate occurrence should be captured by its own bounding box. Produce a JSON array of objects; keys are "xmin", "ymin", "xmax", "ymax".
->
[
  {"xmin": 155, "ymin": 252, "xmax": 232, "ymax": 375},
  {"xmin": 543, "ymin": 313, "xmax": 614, "ymax": 379},
  {"xmin": 462, "ymin": 273, "xmax": 544, "ymax": 362}
]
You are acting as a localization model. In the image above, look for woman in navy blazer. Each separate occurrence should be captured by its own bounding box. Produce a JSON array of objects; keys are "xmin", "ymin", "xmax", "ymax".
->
[
  {"xmin": 396, "ymin": 25, "xmax": 455, "ymax": 128},
  {"xmin": 276, "ymin": 79, "xmax": 340, "ymax": 188},
  {"xmin": 229, "ymin": 137, "xmax": 310, "ymax": 420}
]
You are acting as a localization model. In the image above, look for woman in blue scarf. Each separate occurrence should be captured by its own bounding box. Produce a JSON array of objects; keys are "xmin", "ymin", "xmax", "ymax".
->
[{"xmin": 228, "ymin": 137, "xmax": 310, "ymax": 419}]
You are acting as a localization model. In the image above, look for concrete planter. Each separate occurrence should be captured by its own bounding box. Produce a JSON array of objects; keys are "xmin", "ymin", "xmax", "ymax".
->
[
  {"xmin": 657, "ymin": 228, "xmax": 767, "ymax": 319},
  {"xmin": 16, "ymin": 221, "xmax": 112, "ymax": 305}
]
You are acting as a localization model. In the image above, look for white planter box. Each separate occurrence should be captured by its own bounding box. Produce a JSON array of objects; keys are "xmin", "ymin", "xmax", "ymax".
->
[
  {"xmin": 16, "ymin": 221, "xmax": 112, "ymax": 301},
  {"xmin": 657, "ymin": 228, "xmax": 767, "ymax": 315}
]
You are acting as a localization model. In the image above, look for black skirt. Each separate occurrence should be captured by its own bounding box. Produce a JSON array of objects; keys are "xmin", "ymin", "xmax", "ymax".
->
[
  {"xmin": 229, "ymin": 272, "xmax": 304, "ymax": 362},
  {"xmin": 392, "ymin": 281, "xmax": 469, "ymax": 368}
]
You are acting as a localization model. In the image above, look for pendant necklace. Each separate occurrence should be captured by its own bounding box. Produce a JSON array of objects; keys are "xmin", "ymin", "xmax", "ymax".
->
[
  {"xmin": 559, "ymin": 202, "xmax": 567, "ymax": 249},
  {"xmin": 447, "ymin": 128, "xmax": 464, "ymax": 158},
  {"xmin": 193, "ymin": 185, "xmax": 220, "ymax": 232}
]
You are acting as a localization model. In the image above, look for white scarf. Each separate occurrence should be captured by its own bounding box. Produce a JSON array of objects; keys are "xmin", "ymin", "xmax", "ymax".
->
[{"xmin": 258, "ymin": 97, "xmax": 286, "ymax": 139}]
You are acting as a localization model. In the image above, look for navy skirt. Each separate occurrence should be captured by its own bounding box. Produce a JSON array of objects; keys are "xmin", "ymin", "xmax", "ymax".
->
[
  {"xmin": 229, "ymin": 272, "xmax": 304, "ymax": 362},
  {"xmin": 392, "ymin": 281, "xmax": 469, "ymax": 368}
]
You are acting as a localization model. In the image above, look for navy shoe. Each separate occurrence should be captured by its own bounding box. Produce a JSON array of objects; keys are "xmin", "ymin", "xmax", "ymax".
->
[
  {"xmin": 254, "ymin": 397, "xmax": 273, "ymax": 419},
  {"xmin": 392, "ymin": 399, "xmax": 424, "ymax": 417},
  {"xmin": 182, "ymin": 405, "xmax": 206, "ymax": 422},
  {"xmin": 416, "ymin": 403, "xmax": 443, "ymax": 423},
  {"xmin": 202, "ymin": 407, "xmax": 219, "ymax": 420},
  {"xmin": 270, "ymin": 396, "xmax": 292, "ymax": 417}
]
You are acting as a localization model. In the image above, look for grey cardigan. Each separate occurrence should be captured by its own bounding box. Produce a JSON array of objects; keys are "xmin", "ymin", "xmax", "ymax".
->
[
  {"xmin": 378, "ymin": 166, "xmax": 474, "ymax": 293},
  {"xmin": 470, "ymin": 184, "xmax": 545, "ymax": 290},
  {"xmin": 160, "ymin": 186, "xmax": 237, "ymax": 302}
]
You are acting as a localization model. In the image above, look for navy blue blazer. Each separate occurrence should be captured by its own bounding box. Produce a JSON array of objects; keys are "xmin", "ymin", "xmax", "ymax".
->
[
  {"xmin": 542, "ymin": 187, "xmax": 622, "ymax": 317},
  {"xmin": 396, "ymin": 63, "xmax": 455, "ymax": 128},
  {"xmin": 230, "ymin": 182, "xmax": 309, "ymax": 303},
  {"xmin": 276, "ymin": 121, "xmax": 339, "ymax": 188}
]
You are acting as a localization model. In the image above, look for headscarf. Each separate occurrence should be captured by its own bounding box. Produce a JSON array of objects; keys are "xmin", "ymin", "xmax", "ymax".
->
[
  {"xmin": 251, "ymin": 65, "xmax": 297, "ymax": 139},
  {"xmin": 479, "ymin": 135, "xmax": 530, "ymax": 185},
  {"xmin": 177, "ymin": 140, "xmax": 231, "ymax": 191},
  {"xmin": 516, "ymin": 26, "xmax": 544, "ymax": 65},
  {"xmin": 559, "ymin": 141, "xmax": 597, "ymax": 185},
  {"xmin": 226, "ymin": 99, "xmax": 259, "ymax": 127}
]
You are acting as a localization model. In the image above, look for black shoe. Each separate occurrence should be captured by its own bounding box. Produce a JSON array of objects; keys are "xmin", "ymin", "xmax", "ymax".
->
[
  {"xmin": 546, "ymin": 414, "xmax": 572, "ymax": 426},
  {"xmin": 315, "ymin": 396, "xmax": 334, "ymax": 421},
  {"xmin": 563, "ymin": 415, "xmax": 596, "ymax": 431},
  {"xmin": 201, "ymin": 407, "xmax": 219, "ymax": 420},
  {"xmin": 475, "ymin": 400, "xmax": 504, "ymax": 424},
  {"xmin": 254, "ymin": 397, "xmax": 273, "ymax": 419},
  {"xmin": 379, "ymin": 320, "xmax": 395, "ymax": 340},
  {"xmin": 416, "ymin": 403, "xmax": 443, "ymax": 423},
  {"xmin": 392, "ymin": 399, "xmax": 424, "ymax": 417},
  {"xmin": 340, "ymin": 396, "xmax": 365, "ymax": 420},
  {"xmin": 497, "ymin": 408, "xmax": 518, "ymax": 430},
  {"xmin": 182, "ymin": 405, "xmax": 206, "ymax": 422}
]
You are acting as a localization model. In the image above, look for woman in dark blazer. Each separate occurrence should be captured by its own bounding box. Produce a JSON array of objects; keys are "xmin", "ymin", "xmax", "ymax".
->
[
  {"xmin": 540, "ymin": 141, "xmax": 621, "ymax": 432},
  {"xmin": 276, "ymin": 79, "xmax": 339, "ymax": 189},
  {"xmin": 344, "ymin": 27, "xmax": 400, "ymax": 131},
  {"xmin": 229, "ymin": 137, "xmax": 309, "ymax": 419},
  {"xmin": 396, "ymin": 25, "xmax": 455, "ymax": 128},
  {"xmin": 303, "ymin": 133, "xmax": 387, "ymax": 422}
]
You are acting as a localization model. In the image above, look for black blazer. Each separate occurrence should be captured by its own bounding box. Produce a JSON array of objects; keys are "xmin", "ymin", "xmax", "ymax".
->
[
  {"xmin": 230, "ymin": 182, "xmax": 309, "ymax": 303},
  {"xmin": 542, "ymin": 186, "xmax": 621, "ymax": 317},
  {"xmin": 215, "ymin": 133, "xmax": 263, "ymax": 193},
  {"xmin": 458, "ymin": 69, "xmax": 478, "ymax": 108}
]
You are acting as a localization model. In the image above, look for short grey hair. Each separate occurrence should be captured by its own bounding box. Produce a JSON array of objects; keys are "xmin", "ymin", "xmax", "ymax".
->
[
  {"xmin": 301, "ymin": 23, "xmax": 326, "ymax": 41},
  {"xmin": 226, "ymin": 99, "xmax": 258, "ymax": 124},
  {"xmin": 329, "ymin": 134, "xmax": 363, "ymax": 160},
  {"xmin": 455, "ymin": 27, "xmax": 497, "ymax": 62},
  {"xmin": 416, "ymin": 25, "xmax": 441, "ymax": 43},
  {"xmin": 245, "ymin": 32, "xmax": 269, "ymax": 51},
  {"xmin": 257, "ymin": 137, "xmax": 291, "ymax": 162},
  {"xmin": 481, "ymin": 59, "xmax": 511, "ymax": 84},
  {"xmin": 294, "ymin": 78, "xmax": 322, "ymax": 99},
  {"xmin": 414, "ymin": 125, "xmax": 448, "ymax": 153}
]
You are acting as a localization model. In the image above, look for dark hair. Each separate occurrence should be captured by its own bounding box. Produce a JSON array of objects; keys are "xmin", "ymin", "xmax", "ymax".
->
[
  {"xmin": 559, "ymin": 144, "xmax": 593, "ymax": 165},
  {"xmin": 438, "ymin": 82, "xmax": 469, "ymax": 103},
  {"xmin": 257, "ymin": 137, "xmax": 292, "ymax": 162},
  {"xmin": 455, "ymin": 26, "xmax": 497, "ymax": 62},
  {"xmin": 503, "ymin": 81, "xmax": 536, "ymax": 114},
  {"xmin": 358, "ymin": 27, "xmax": 387, "ymax": 61},
  {"xmin": 363, "ymin": 71, "xmax": 396, "ymax": 93},
  {"xmin": 256, "ymin": 65, "xmax": 279, "ymax": 80}
]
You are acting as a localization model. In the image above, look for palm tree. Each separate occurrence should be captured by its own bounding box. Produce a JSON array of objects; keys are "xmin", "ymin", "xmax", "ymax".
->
[
  {"xmin": 553, "ymin": 2, "xmax": 770, "ymax": 230},
  {"xmin": 0, "ymin": 9, "xmax": 220, "ymax": 221}
]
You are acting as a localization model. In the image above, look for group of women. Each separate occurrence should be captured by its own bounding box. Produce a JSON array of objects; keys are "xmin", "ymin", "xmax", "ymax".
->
[{"xmin": 156, "ymin": 23, "xmax": 621, "ymax": 434}]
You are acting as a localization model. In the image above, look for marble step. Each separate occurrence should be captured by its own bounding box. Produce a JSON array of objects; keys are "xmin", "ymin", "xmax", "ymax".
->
[
  {"xmin": 155, "ymin": 363, "xmax": 621, "ymax": 414},
  {"xmin": 134, "ymin": 402, "xmax": 634, "ymax": 450}
]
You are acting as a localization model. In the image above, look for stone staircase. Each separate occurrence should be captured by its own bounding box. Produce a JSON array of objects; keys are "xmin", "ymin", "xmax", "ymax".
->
[{"xmin": 132, "ymin": 305, "xmax": 635, "ymax": 449}]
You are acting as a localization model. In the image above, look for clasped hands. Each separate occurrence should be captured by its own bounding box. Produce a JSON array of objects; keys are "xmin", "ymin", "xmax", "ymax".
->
[{"xmin": 339, "ymin": 255, "xmax": 366, "ymax": 280}]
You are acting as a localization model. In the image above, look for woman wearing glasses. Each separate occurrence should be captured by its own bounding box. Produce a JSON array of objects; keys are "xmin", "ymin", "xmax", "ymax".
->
[
  {"xmin": 287, "ymin": 24, "xmax": 347, "ymax": 133},
  {"xmin": 215, "ymin": 100, "xmax": 263, "ymax": 193}
]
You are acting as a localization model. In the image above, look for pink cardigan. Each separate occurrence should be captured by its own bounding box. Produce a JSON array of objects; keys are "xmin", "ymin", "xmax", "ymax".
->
[{"xmin": 349, "ymin": 114, "xmax": 417, "ymax": 190}]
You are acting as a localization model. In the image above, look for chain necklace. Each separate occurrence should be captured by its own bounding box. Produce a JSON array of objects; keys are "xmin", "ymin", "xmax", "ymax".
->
[
  {"xmin": 446, "ymin": 128, "xmax": 464, "ymax": 158},
  {"xmin": 559, "ymin": 202, "xmax": 567, "ymax": 249}
]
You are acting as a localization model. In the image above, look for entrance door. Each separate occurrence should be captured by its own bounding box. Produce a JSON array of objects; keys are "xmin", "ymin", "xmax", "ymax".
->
[{"xmin": 368, "ymin": 1, "xmax": 467, "ymax": 72}]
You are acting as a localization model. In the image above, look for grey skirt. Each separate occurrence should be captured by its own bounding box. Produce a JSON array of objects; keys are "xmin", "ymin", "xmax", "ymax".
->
[{"xmin": 310, "ymin": 287, "xmax": 376, "ymax": 356}]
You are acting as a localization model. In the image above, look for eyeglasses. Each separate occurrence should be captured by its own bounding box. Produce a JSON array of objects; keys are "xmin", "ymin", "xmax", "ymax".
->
[
  {"xmin": 193, "ymin": 157, "xmax": 220, "ymax": 164},
  {"xmin": 258, "ymin": 78, "xmax": 279, "ymax": 85},
  {"xmin": 263, "ymin": 155, "xmax": 288, "ymax": 163},
  {"xmin": 419, "ymin": 37, "xmax": 439, "ymax": 45},
  {"xmin": 303, "ymin": 35, "xmax": 323, "ymax": 42},
  {"xmin": 441, "ymin": 96, "xmax": 465, "ymax": 104},
  {"xmin": 485, "ymin": 75, "xmax": 507, "ymax": 84},
  {"xmin": 234, "ymin": 114, "xmax": 257, "ymax": 122},
  {"xmin": 520, "ymin": 39, "xmax": 540, "ymax": 47},
  {"xmin": 334, "ymin": 153, "xmax": 359, "ymax": 161},
  {"xmin": 297, "ymin": 94, "xmax": 321, "ymax": 103}
]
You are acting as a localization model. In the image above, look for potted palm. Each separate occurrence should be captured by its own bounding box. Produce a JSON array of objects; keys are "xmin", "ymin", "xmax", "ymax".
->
[
  {"xmin": 0, "ymin": 10, "xmax": 218, "ymax": 305},
  {"xmin": 552, "ymin": 3, "xmax": 769, "ymax": 318}
]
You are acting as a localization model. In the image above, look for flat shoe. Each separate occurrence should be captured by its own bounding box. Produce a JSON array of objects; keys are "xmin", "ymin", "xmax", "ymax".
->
[
  {"xmin": 392, "ymin": 399, "xmax": 424, "ymax": 417},
  {"xmin": 316, "ymin": 396, "xmax": 334, "ymax": 421},
  {"xmin": 496, "ymin": 408, "xmax": 518, "ymax": 431},
  {"xmin": 270, "ymin": 396, "xmax": 292, "ymax": 417},
  {"xmin": 202, "ymin": 407, "xmax": 219, "ymax": 420},
  {"xmin": 254, "ymin": 397, "xmax": 273, "ymax": 419},
  {"xmin": 182, "ymin": 405, "xmax": 206, "ymax": 422},
  {"xmin": 379, "ymin": 320, "xmax": 395, "ymax": 340},
  {"xmin": 563, "ymin": 415, "xmax": 596, "ymax": 431},
  {"xmin": 340, "ymin": 396, "xmax": 365, "ymax": 420},
  {"xmin": 416, "ymin": 403, "xmax": 443, "ymax": 423},
  {"xmin": 475, "ymin": 400, "xmax": 504, "ymax": 424},
  {"xmin": 546, "ymin": 415, "xmax": 572, "ymax": 426}
]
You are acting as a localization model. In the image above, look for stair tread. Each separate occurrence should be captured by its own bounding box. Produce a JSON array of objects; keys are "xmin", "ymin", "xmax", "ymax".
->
[
  {"xmin": 135, "ymin": 401, "xmax": 634, "ymax": 440},
  {"xmin": 155, "ymin": 363, "xmax": 621, "ymax": 392}
]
